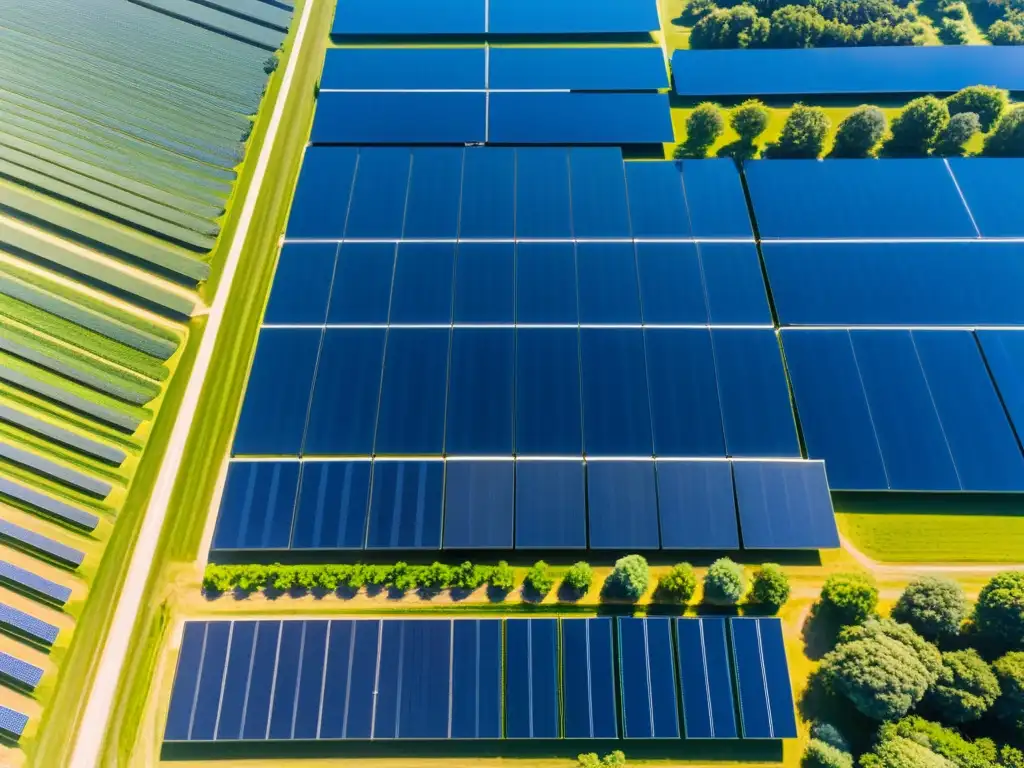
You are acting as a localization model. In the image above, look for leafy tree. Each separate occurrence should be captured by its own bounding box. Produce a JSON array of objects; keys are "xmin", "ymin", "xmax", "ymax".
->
[
  {"xmin": 657, "ymin": 563, "xmax": 697, "ymax": 603},
  {"xmin": 704, "ymin": 557, "xmax": 747, "ymax": 605},
  {"xmin": 1002, "ymin": 745, "xmax": 1024, "ymax": 768},
  {"xmin": 940, "ymin": 17, "xmax": 970, "ymax": 43},
  {"xmin": 888, "ymin": 95, "xmax": 949, "ymax": 154},
  {"xmin": 489, "ymin": 560, "xmax": 516, "ymax": 593},
  {"xmin": 838, "ymin": 618, "xmax": 942, "ymax": 679},
  {"xmin": 810, "ymin": 722, "xmax": 849, "ymax": 752},
  {"xmin": 770, "ymin": 104, "xmax": 831, "ymax": 158},
  {"xmin": 801, "ymin": 739, "xmax": 853, "ymax": 768},
  {"xmin": 235, "ymin": 564, "xmax": 268, "ymax": 592},
  {"xmin": 204, "ymin": 565, "xmax": 235, "ymax": 593},
  {"xmin": 690, "ymin": 4, "xmax": 771, "ymax": 48},
  {"xmin": 946, "ymin": 86, "xmax": 1008, "ymax": 132},
  {"xmin": 818, "ymin": 19, "xmax": 858, "ymax": 45},
  {"xmin": 993, "ymin": 651, "xmax": 1024, "ymax": 735},
  {"xmin": 881, "ymin": 717, "xmax": 1000, "ymax": 768},
  {"xmin": 989, "ymin": 18, "xmax": 1024, "ymax": 45},
  {"xmin": 682, "ymin": 102, "xmax": 726, "ymax": 157},
  {"xmin": 856, "ymin": 19, "xmax": 918, "ymax": 45},
  {"xmin": 605, "ymin": 555, "xmax": 650, "ymax": 602},
  {"xmin": 974, "ymin": 571, "xmax": 1024, "ymax": 649},
  {"xmin": 934, "ymin": 112, "xmax": 980, "ymax": 156},
  {"xmin": 577, "ymin": 752, "xmax": 627, "ymax": 768},
  {"xmin": 730, "ymin": 99, "xmax": 771, "ymax": 143},
  {"xmin": 450, "ymin": 561, "xmax": 491, "ymax": 591},
  {"xmin": 831, "ymin": 105, "xmax": 887, "ymax": 157},
  {"xmin": 525, "ymin": 560, "xmax": 555, "ymax": 597},
  {"xmin": 563, "ymin": 562, "xmax": 594, "ymax": 597},
  {"xmin": 363, "ymin": 564, "xmax": 390, "ymax": 587},
  {"xmin": 926, "ymin": 650, "xmax": 1001, "ymax": 723},
  {"xmin": 860, "ymin": 736, "xmax": 955, "ymax": 768},
  {"xmin": 417, "ymin": 562, "xmax": 451, "ymax": 591},
  {"xmin": 750, "ymin": 563, "xmax": 791, "ymax": 609},
  {"xmin": 983, "ymin": 106, "xmax": 1024, "ymax": 157},
  {"xmin": 941, "ymin": 1, "xmax": 968, "ymax": 20},
  {"xmin": 819, "ymin": 571, "xmax": 878, "ymax": 625},
  {"xmin": 892, "ymin": 576, "xmax": 968, "ymax": 642},
  {"xmin": 269, "ymin": 564, "xmax": 296, "ymax": 591},
  {"xmin": 768, "ymin": 5, "xmax": 827, "ymax": 46}
]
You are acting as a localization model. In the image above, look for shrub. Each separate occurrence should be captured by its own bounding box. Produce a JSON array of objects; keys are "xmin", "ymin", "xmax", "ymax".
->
[
  {"xmin": 933, "ymin": 112, "xmax": 979, "ymax": 155},
  {"xmin": 525, "ymin": 560, "xmax": 555, "ymax": 597},
  {"xmin": 771, "ymin": 104, "xmax": 831, "ymax": 158},
  {"xmin": 269, "ymin": 564, "xmax": 296, "ymax": 591},
  {"xmin": 768, "ymin": 5, "xmax": 827, "ymax": 47},
  {"xmin": 860, "ymin": 736, "xmax": 956, "ymax": 768},
  {"xmin": 810, "ymin": 722, "xmax": 849, "ymax": 753},
  {"xmin": 489, "ymin": 560, "xmax": 516, "ymax": 593},
  {"xmin": 831, "ymin": 105, "xmax": 887, "ymax": 157},
  {"xmin": 451, "ymin": 561, "xmax": 490, "ymax": 591},
  {"xmin": 388, "ymin": 562, "xmax": 416, "ymax": 592},
  {"xmin": 605, "ymin": 555, "xmax": 650, "ymax": 602},
  {"xmin": 974, "ymin": 571, "xmax": 1024, "ymax": 650},
  {"xmin": 989, "ymin": 18, "xmax": 1024, "ymax": 45},
  {"xmin": 940, "ymin": 0, "xmax": 968, "ymax": 19},
  {"xmin": 856, "ymin": 19, "xmax": 918, "ymax": 46},
  {"xmin": 419, "ymin": 562, "xmax": 452, "ymax": 591},
  {"xmin": 801, "ymin": 739, "xmax": 853, "ymax": 768},
  {"xmin": 819, "ymin": 572, "xmax": 878, "ymax": 626},
  {"xmin": 683, "ymin": 102, "xmax": 726, "ymax": 156},
  {"xmin": 577, "ymin": 752, "xmax": 627, "ymax": 768},
  {"xmin": 657, "ymin": 563, "xmax": 697, "ymax": 603},
  {"xmin": 235, "ymin": 564, "xmax": 268, "ymax": 592},
  {"xmin": 993, "ymin": 651, "xmax": 1024, "ymax": 734},
  {"xmin": 295, "ymin": 565, "xmax": 319, "ymax": 591},
  {"xmin": 983, "ymin": 105, "xmax": 1024, "ymax": 157},
  {"xmin": 563, "ymin": 562, "xmax": 594, "ymax": 597},
  {"xmin": 837, "ymin": 618, "xmax": 942, "ymax": 680},
  {"xmin": 926, "ymin": 649, "xmax": 1001, "ymax": 723},
  {"xmin": 750, "ymin": 564, "xmax": 790, "ymax": 609},
  {"xmin": 940, "ymin": 17, "xmax": 970, "ymax": 43},
  {"xmin": 730, "ymin": 99, "xmax": 771, "ymax": 143},
  {"xmin": 891, "ymin": 576, "xmax": 968, "ymax": 642},
  {"xmin": 882, "ymin": 716, "xmax": 1001, "ymax": 768},
  {"xmin": 204, "ymin": 565, "xmax": 235, "ymax": 593},
  {"xmin": 888, "ymin": 95, "xmax": 949, "ymax": 153},
  {"xmin": 1003, "ymin": 746, "xmax": 1024, "ymax": 768},
  {"xmin": 946, "ymin": 85, "xmax": 1008, "ymax": 131},
  {"xmin": 690, "ymin": 4, "xmax": 771, "ymax": 49},
  {"xmin": 703, "ymin": 558, "xmax": 746, "ymax": 605}
]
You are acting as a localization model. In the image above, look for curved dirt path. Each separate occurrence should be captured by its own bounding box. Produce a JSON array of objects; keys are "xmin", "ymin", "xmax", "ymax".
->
[{"xmin": 840, "ymin": 533, "xmax": 1024, "ymax": 575}]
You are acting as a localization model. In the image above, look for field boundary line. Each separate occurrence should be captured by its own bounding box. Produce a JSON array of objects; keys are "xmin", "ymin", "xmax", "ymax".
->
[{"xmin": 66, "ymin": 0, "xmax": 318, "ymax": 763}]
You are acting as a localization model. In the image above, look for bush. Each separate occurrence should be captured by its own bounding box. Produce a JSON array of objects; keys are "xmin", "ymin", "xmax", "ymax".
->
[
  {"xmin": 204, "ymin": 565, "xmax": 235, "ymax": 593},
  {"xmin": 605, "ymin": 555, "xmax": 650, "ymax": 602},
  {"xmin": 690, "ymin": 4, "xmax": 771, "ymax": 49},
  {"xmin": 1003, "ymin": 746, "xmax": 1024, "ymax": 768},
  {"xmin": 489, "ymin": 560, "xmax": 516, "ymax": 593},
  {"xmin": 881, "ymin": 716, "xmax": 1001, "ymax": 768},
  {"xmin": 704, "ymin": 557, "xmax": 746, "ymax": 605},
  {"xmin": 769, "ymin": 5, "xmax": 827, "ymax": 47},
  {"xmin": 770, "ymin": 104, "xmax": 831, "ymax": 158},
  {"xmin": 831, "ymin": 105, "xmax": 887, "ymax": 157},
  {"xmin": 419, "ymin": 562, "xmax": 452, "ymax": 591},
  {"xmin": 891, "ymin": 576, "xmax": 968, "ymax": 642},
  {"xmin": 683, "ymin": 102, "xmax": 726, "ymax": 156},
  {"xmin": 974, "ymin": 570, "xmax": 1024, "ymax": 649},
  {"xmin": 940, "ymin": 17, "xmax": 970, "ymax": 43},
  {"xmin": 993, "ymin": 652, "xmax": 1024, "ymax": 734},
  {"xmin": 235, "ymin": 564, "xmax": 269, "ymax": 592},
  {"xmin": 888, "ymin": 95, "xmax": 949, "ymax": 154},
  {"xmin": 525, "ymin": 560, "xmax": 555, "ymax": 597},
  {"xmin": 810, "ymin": 721, "xmax": 849, "ymax": 753},
  {"xmin": 563, "ymin": 562, "xmax": 594, "ymax": 597},
  {"xmin": 801, "ymin": 739, "xmax": 853, "ymax": 768},
  {"xmin": 856, "ymin": 19, "xmax": 918, "ymax": 46},
  {"xmin": 730, "ymin": 99, "xmax": 771, "ymax": 143},
  {"xmin": 750, "ymin": 564, "xmax": 790, "ymax": 609},
  {"xmin": 941, "ymin": 0, "xmax": 968, "ymax": 18},
  {"xmin": 989, "ymin": 18, "xmax": 1024, "ymax": 45},
  {"xmin": 861, "ymin": 736, "xmax": 957, "ymax": 768},
  {"xmin": 451, "ymin": 561, "xmax": 491, "ymax": 591},
  {"xmin": 838, "ymin": 618, "xmax": 942, "ymax": 679},
  {"xmin": 946, "ymin": 85, "xmax": 1008, "ymax": 131},
  {"xmin": 926, "ymin": 649, "xmax": 1001, "ymax": 723},
  {"xmin": 819, "ymin": 572, "xmax": 878, "ymax": 626},
  {"xmin": 577, "ymin": 752, "xmax": 626, "ymax": 768},
  {"xmin": 983, "ymin": 106, "xmax": 1024, "ymax": 157},
  {"xmin": 933, "ymin": 112, "xmax": 979, "ymax": 155},
  {"xmin": 657, "ymin": 563, "xmax": 697, "ymax": 603}
]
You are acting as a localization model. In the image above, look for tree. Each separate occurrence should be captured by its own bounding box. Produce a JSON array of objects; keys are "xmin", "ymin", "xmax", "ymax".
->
[
  {"xmin": 860, "ymin": 736, "xmax": 956, "ymax": 768},
  {"xmin": 837, "ymin": 619, "xmax": 942, "ymax": 680},
  {"xmin": 690, "ymin": 4, "xmax": 771, "ymax": 48},
  {"xmin": 682, "ymin": 102, "xmax": 726, "ymax": 157},
  {"xmin": 563, "ymin": 562, "xmax": 594, "ymax": 597},
  {"xmin": 819, "ymin": 571, "xmax": 878, "ymax": 626},
  {"xmin": 525, "ymin": 560, "xmax": 555, "ymax": 597},
  {"xmin": 973, "ymin": 570, "xmax": 1024, "ymax": 649},
  {"xmin": 856, "ymin": 19, "xmax": 918, "ymax": 45},
  {"xmin": 204, "ymin": 565, "xmax": 235, "ymax": 593},
  {"xmin": 489, "ymin": 560, "xmax": 516, "ymax": 593},
  {"xmin": 831, "ymin": 105, "xmax": 887, "ymax": 157},
  {"xmin": 888, "ymin": 95, "xmax": 949, "ymax": 154},
  {"xmin": 946, "ymin": 85, "xmax": 1008, "ymax": 131},
  {"xmin": 704, "ymin": 557, "xmax": 746, "ymax": 605},
  {"xmin": 605, "ymin": 555, "xmax": 650, "ymax": 602},
  {"xmin": 750, "ymin": 564, "xmax": 791, "ymax": 609},
  {"xmin": 770, "ymin": 104, "xmax": 831, "ymax": 158},
  {"xmin": 934, "ymin": 112, "xmax": 980, "ymax": 156},
  {"xmin": 450, "ymin": 561, "xmax": 491, "ymax": 591},
  {"xmin": 926, "ymin": 650, "xmax": 1001, "ymax": 723},
  {"xmin": 657, "ymin": 563, "xmax": 697, "ymax": 603},
  {"xmin": 768, "ymin": 5, "xmax": 826, "ymax": 47},
  {"xmin": 419, "ymin": 562, "xmax": 451, "ymax": 591},
  {"xmin": 993, "ymin": 652, "xmax": 1024, "ymax": 735},
  {"xmin": 818, "ymin": 19, "xmax": 858, "ymax": 45},
  {"xmin": 881, "ymin": 716, "xmax": 1001, "ymax": 768},
  {"xmin": 730, "ymin": 99, "xmax": 771, "ymax": 143},
  {"xmin": 891, "ymin": 576, "xmax": 968, "ymax": 642},
  {"xmin": 810, "ymin": 722, "xmax": 849, "ymax": 752},
  {"xmin": 1002, "ymin": 746, "xmax": 1024, "ymax": 768},
  {"xmin": 983, "ymin": 106, "xmax": 1024, "ymax": 157},
  {"xmin": 989, "ymin": 18, "xmax": 1024, "ymax": 45},
  {"xmin": 801, "ymin": 739, "xmax": 853, "ymax": 768}
]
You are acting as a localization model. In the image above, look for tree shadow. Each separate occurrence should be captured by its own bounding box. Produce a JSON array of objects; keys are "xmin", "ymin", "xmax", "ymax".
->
[
  {"xmin": 802, "ymin": 601, "xmax": 844, "ymax": 661},
  {"xmin": 741, "ymin": 601, "xmax": 780, "ymax": 617},
  {"xmin": 520, "ymin": 583, "xmax": 552, "ymax": 604},
  {"xmin": 557, "ymin": 582, "xmax": 588, "ymax": 603},
  {"xmin": 716, "ymin": 139, "xmax": 758, "ymax": 160},
  {"xmin": 674, "ymin": 138, "xmax": 715, "ymax": 159},
  {"xmin": 486, "ymin": 585, "xmax": 511, "ymax": 603},
  {"xmin": 799, "ymin": 671, "xmax": 878, "ymax": 755}
]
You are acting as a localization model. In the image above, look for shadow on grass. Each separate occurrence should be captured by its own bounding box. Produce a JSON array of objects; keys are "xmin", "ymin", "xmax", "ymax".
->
[
  {"xmin": 801, "ymin": 601, "xmax": 844, "ymax": 661},
  {"xmin": 799, "ymin": 670, "xmax": 879, "ymax": 754},
  {"xmin": 716, "ymin": 139, "xmax": 759, "ymax": 160}
]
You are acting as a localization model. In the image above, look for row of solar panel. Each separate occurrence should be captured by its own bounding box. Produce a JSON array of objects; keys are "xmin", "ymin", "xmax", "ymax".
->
[
  {"xmin": 233, "ymin": 327, "xmax": 799, "ymax": 458},
  {"xmin": 321, "ymin": 46, "xmax": 668, "ymax": 91},
  {"xmin": 0, "ymin": 475, "xmax": 99, "ymax": 532},
  {"xmin": 0, "ymin": 560, "xmax": 71, "ymax": 605},
  {"xmin": 0, "ymin": 705, "xmax": 27, "ymax": 738},
  {"xmin": 673, "ymin": 45, "xmax": 1024, "ymax": 97},
  {"xmin": 786, "ymin": 329, "xmax": 1024, "ymax": 492},
  {"xmin": 0, "ymin": 650, "xmax": 43, "ymax": 691},
  {"xmin": 311, "ymin": 91, "xmax": 674, "ymax": 145},
  {"xmin": 746, "ymin": 159, "xmax": 1022, "ymax": 240},
  {"xmin": 0, "ymin": 519, "xmax": 84, "ymax": 569},
  {"xmin": 211, "ymin": 458, "xmax": 838, "ymax": 552},
  {"xmin": 333, "ymin": 0, "xmax": 660, "ymax": 37},
  {"xmin": 164, "ymin": 617, "xmax": 795, "ymax": 743},
  {"xmin": 0, "ymin": 602, "xmax": 59, "ymax": 647},
  {"xmin": 287, "ymin": 148, "xmax": 752, "ymax": 241},
  {"xmin": 265, "ymin": 241, "xmax": 770, "ymax": 327}
]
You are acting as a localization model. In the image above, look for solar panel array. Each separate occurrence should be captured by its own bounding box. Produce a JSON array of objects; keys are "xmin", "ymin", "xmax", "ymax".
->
[
  {"xmin": 0, "ymin": 704, "xmax": 28, "ymax": 738},
  {"xmin": 0, "ymin": 560, "xmax": 72, "ymax": 605},
  {"xmin": 163, "ymin": 617, "xmax": 797, "ymax": 744},
  {"xmin": 0, "ymin": 601, "xmax": 59, "ymax": 646},
  {"xmin": 0, "ymin": 518, "xmax": 84, "ymax": 569},
  {"xmin": 0, "ymin": 650, "xmax": 43, "ymax": 691}
]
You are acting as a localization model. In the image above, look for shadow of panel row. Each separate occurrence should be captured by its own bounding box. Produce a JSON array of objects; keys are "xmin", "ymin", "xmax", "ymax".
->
[
  {"xmin": 211, "ymin": 458, "xmax": 839, "ymax": 553},
  {"xmin": 163, "ymin": 617, "xmax": 795, "ymax": 745},
  {"xmin": 286, "ymin": 148, "xmax": 752, "ymax": 240},
  {"xmin": 233, "ymin": 328, "xmax": 796, "ymax": 459}
]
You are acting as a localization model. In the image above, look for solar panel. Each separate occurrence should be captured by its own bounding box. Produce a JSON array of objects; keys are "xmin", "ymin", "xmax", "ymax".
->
[
  {"xmin": 291, "ymin": 461, "xmax": 371, "ymax": 550},
  {"xmin": 0, "ymin": 704, "xmax": 28, "ymax": 738},
  {"xmin": 587, "ymin": 461, "xmax": 660, "ymax": 549},
  {"xmin": 676, "ymin": 618, "xmax": 738, "ymax": 739},
  {"xmin": 320, "ymin": 47, "xmax": 486, "ymax": 90},
  {"xmin": 514, "ymin": 460, "xmax": 587, "ymax": 549},
  {"xmin": 733, "ymin": 461, "xmax": 840, "ymax": 550},
  {"xmin": 0, "ymin": 475, "xmax": 99, "ymax": 531},
  {"xmin": 241, "ymin": 620, "xmax": 284, "ymax": 740},
  {"xmin": 375, "ymin": 620, "xmax": 452, "ymax": 738},
  {"xmin": 516, "ymin": 147, "xmax": 573, "ymax": 238},
  {"xmin": 211, "ymin": 461, "xmax": 300, "ymax": 551},
  {"xmin": 617, "ymin": 617, "xmax": 680, "ymax": 738},
  {"xmin": 267, "ymin": 620, "xmax": 304, "ymax": 739},
  {"xmin": 346, "ymin": 148, "xmax": 413, "ymax": 238},
  {"xmin": 0, "ymin": 519, "xmax": 85, "ymax": 568},
  {"xmin": 446, "ymin": 329, "xmax": 514, "ymax": 454},
  {"xmin": 461, "ymin": 148, "xmax": 515, "ymax": 238},
  {"xmin": 0, "ymin": 601, "xmax": 59, "ymax": 646},
  {"xmin": 318, "ymin": 619, "xmax": 379, "ymax": 739},
  {"xmin": 332, "ymin": 0, "xmax": 485, "ymax": 37},
  {"xmin": 263, "ymin": 243, "xmax": 337, "ymax": 325},
  {"xmin": 325, "ymin": 243, "xmax": 395, "ymax": 324},
  {"xmin": 293, "ymin": 622, "xmax": 332, "ymax": 740},
  {"xmin": 312, "ymin": 92, "xmax": 487, "ymax": 144},
  {"xmin": 0, "ymin": 650, "xmax": 43, "ymax": 690},
  {"xmin": 284, "ymin": 146, "xmax": 357, "ymax": 239},
  {"xmin": 562, "ymin": 618, "xmax": 618, "ymax": 738},
  {"xmin": 505, "ymin": 618, "xmax": 559, "ymax": 738},
  {"xmin": 569, "ymin": 148, "xmax": 632, "ymax": 238},
  {"xmin": 488, "ymin": 92, "xmax": 673, "ymax": 144},
  {"xmin": 164, "ymin": 621, "xmax": 206, "ymax": 741},
  {"xmin": 375, "ymin": 329, "xmax": 449, "ymax": 454},
  {"xmin": 656, "ymin": 461, "xmax": 740, "ymax": 550},
  {"xmin": 489, "ymin": 47, "xmax": 667, "ymax": 91},
  {"xmin": 0, "ymin": 560, "xmax": 72, "ymax": 604},
  {"xmin": 442, "ymin": 461, "xmax": 514, "ymax": 549},
  {"xmin": 405, "ymin": 148, "xmax": 464, "ymax": 239},
  {"xmin": 190, "ymin": 621, "xmax": 230, "ymax": 740},
  {"xmin": 515, "ymin": 244, "xmax": 579, "ymax": 324},
  {"xmin": 366, "ymin": 461, "xmax": 444, "ymax": 549},
  {"xmin": 489, "ymin": 0, "xmax": 659, "ymax": 35},
  {"xmin": 453, "ymin": 243, "xmax": 515, "ymax": 323},
  {"xmin": 215, "ymin": 621, "xmax": 258, "ymax": 740},
  {"xmin": 580, "ymin": 328, "xmax": 653, "ymax": 456},
  {"xmin": 451, "ymin": 619, "xmax": 503, "ymax": 738},
  {"xmin": 978, "ymin": 331, "xmax": 1024, "ymax": 445},
  {"xmin": 947, "ymin": 158, "xmax": 1024, "ymax": 238},
  {"xmin": 730, "ymin": 618, "xmax": 798, "ymax": 739}
]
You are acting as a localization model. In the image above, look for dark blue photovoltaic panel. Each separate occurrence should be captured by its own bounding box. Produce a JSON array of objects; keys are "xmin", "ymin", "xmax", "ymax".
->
[
  {"xmin": 676, "ymin": 618, "xmax": 738, "ymax": 739},
  {"xmin": 215, "ymin": 621, "xmax": 257, "ymax": 740},
  {"xmin": 446, "ymin": 328, "xmax": 514, "ymax": 454},
  {"xmin": 451, "ymin": 619, "xmax": 502, "ymax": 738},
  {"xmin": 241, "ymin": 621, "xmax": 282, "ymax": 740},
  {"xmin": 268, "ymin": 621, "xmax": 303, "ymax": 739},
  {"xmin": 577, "ymin": 242, "xmax": 641, "ymax": 324},
  {"xmin": 344, "ymin": 148, "xmax": 411, "ymax": 238},
  {"xmin": 744, "ymin": 159, "xmax": 977, "ymax": 240},
  {"xmin": 781, "ymin": 330, "xmax": 889, "ymax": 491},
  {"xmin": 232, "ymin": 328, "xmax": 320, "ymax": 455},
  {"xmin": 375, "ymin": 620, "xmax": 451, "ymax": 739},
  {"xmin": 914, "ymin": 331, "xmax": 1024, "ymax": 492},
  {"xmin": 713, "ymin": 330, "xmax": 800, "ymax": 457},
  {"xmin": 389, "ymin": 242, "xmax": 455, "ymax": 324},
  {"xmin": 0, "ymin": 560, "xmax": 71, "ymax": 605},
  {"xmin": 443, "ymin": 461, "xmax": 514, "ymax": 549},
  {"xmin": 506, "ymin": 619, "xmax": 559, "ymax": 739},
  {"xmin": 657, "ymin": 461, "xmax": 739, "ymax": 549},
  {"xmin": 515, "ymin": 147, "xmax": 572, "ymax": 239},
  {"xmin": 949, "ymin": 158, "xmax": 1024, "ymax": 238},
  {"xmin": 318, "ymin": 621, "xmax": 353, "ymax": 738},
  {"xmin": 765, "ymin": 242, "xmax": 1024, "ymax": 327},
  {"xmin": 562, "ymin": 618, "xmax": 618, "ymax": 739},
  {"xmin": 293, "ymin": 621, "xmax": 330, "ymax": 740},
  {"xmin": 366, "ymin": 461, "xmax": 444, "ymax": 549},
  {"xmin": 644, "ymin": 329, "xmax": 725, "ymax": 456},
  {"xmin": 515, "ymin": 461, "xmax": 587, "ymax": 549},
  {"xmin": 490, "ymin": 47, "xmax": 667, "ymax": 90},
  {"xmin": 581, "ymin": 329, "xmax": 653, "ymax": 456},
  {"xmin": 460, "ymin": 148, "xmax": 514, "ymax": 238},
  {"xmin": 682, "ymin": 160, "xmax": 753, "ymax": 238},
  {"xmin": 164, "ymin": 621, "xmax": 205, "ymax": 740},
  {"xmin": 285, "ymin": 146, "xmax": 357, "ymax": 239},
  {"xmin": 404, "ymin": 148, "xmax": 465, "ymax": 239},
  {"xmin": 489, "ymin": 0, "xmax": 659, "ymax": 34},
  {"xmin": 516, "ymin": 328, "xmax": 583, "ymax": 455},
  {"xmin": 375, "ymin": 329, "xmax": 449, "ymax": 454},
  {"xmin": 734, "ymin": 461, "xmax": 840, "ymax": 550},
  {"xmin": 312, "ymin": 92, "xmax": 486, "ymax": 144},
  {"xmin": 0, "ymin": 519, "xmax": 83, "ymax": 568},
  {"xmin": 0, "ymin": 706, "xmax": 27, "ymax": 738},
  {"xmin": 212, "ymin": 461, "xmax": 299, "ymax": 551},
  {"xmin": 673, "ymin": 46, "xmax": 1024, "ymax": 96},
  {"xmin": 700, "ymin": 243, "xmax": 772, "ymax": 325},
  {"xmin": 978, "ymin": 330, "xmax": 1024, "ymax": 443},
  {"xmin": 617, "ymin": 618, "xmax": 680, "ymax": 739},
  {"xmin": 453, "ymin": 243, "xmax": 515, "ymax": 323},
  {"xmin": 731, "ymin": 618, "xmax": 797, "ymax": 739},
  {"xmin": 332, "ymin": 0, "xmax": 485, "ymax": 36},
  {"xmin": 625, "ymin": 162, "xmax": 688, "ymax": 239},
  {"xmin": 326, "ymin": 243, "xmax": 395, "ymax": 324},
  {"xmin": 635, "ymin": 243, "xmax": 707, "ymax": 324},
  {"xmin": 756, "ymin": 618, "xmax": 798, "ymax": 739},
  {"xmin": 190, "ymin": 621, "xmax": 229, "ymax": 740},
  {"xmin": 320, "ymin": 47, "xmax": 485, "ymax": 90},
  {"xmin": 291, "ymin": 461, "xmax": 371, "ymax": 549},
  {"xmin": 264, "ymin": 243, "xmax": 337, "ymax": 325},
  {"xmin": 0, "ymin": 650, "xmax": 42, "ymax": 690},
  {"xmin": 516, "ymin": 242, "xmax": 578, "ymax": 324},
  {"xmin": 569, "ymin": 148, "xmax": 631, "ymax": 238},
  {"xmin": 0, "ymin": 603, "xmax": 58, "ymax": 645},
  {"xmin": 587, "ymin": 461, "xmax": 660, "ymax": 549},
  {"xmin": 304, "ymin": 329, "xmax": 386, "ymax": 455},
  {"xmin": 488, "ymin": 93, "xmax": 673, "ymax": 145}
]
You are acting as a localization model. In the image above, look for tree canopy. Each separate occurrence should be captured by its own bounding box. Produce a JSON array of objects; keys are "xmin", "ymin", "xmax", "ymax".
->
[
  {"xmin": 946, "ymin": 85, "xmax": 1008, "ymax": 132},
  {"xmin": 770, "ymin": 104, "xmax": 831, "ymax": 158},
  {"xmin": 926, "ymin": 649, "xmax": 1001, "ymax": 723},
  {"xmin": 891, "ymin": 576, "xmax": 968, "ymax": 642},
  {"xmin": 704, "ymin": 557, "xmax": 747, "ymax": 605},
  {"xmin": 819, "ymin": 571, "xmax": 878, "ymax": 625},
  {"xmin": 973, "ymin": 571, "xmax": 1024, "ymax": 650},
  {"xmin": 831, "ymin": 105, "xmax": 887, "ymax": 158},
  {"xmin": 887, "ymin": 95, "xmax": 949, "ymax": 154},
  {"xmin": 605, "ymin": 555, "xmax": 650, "ymax": 602}
]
